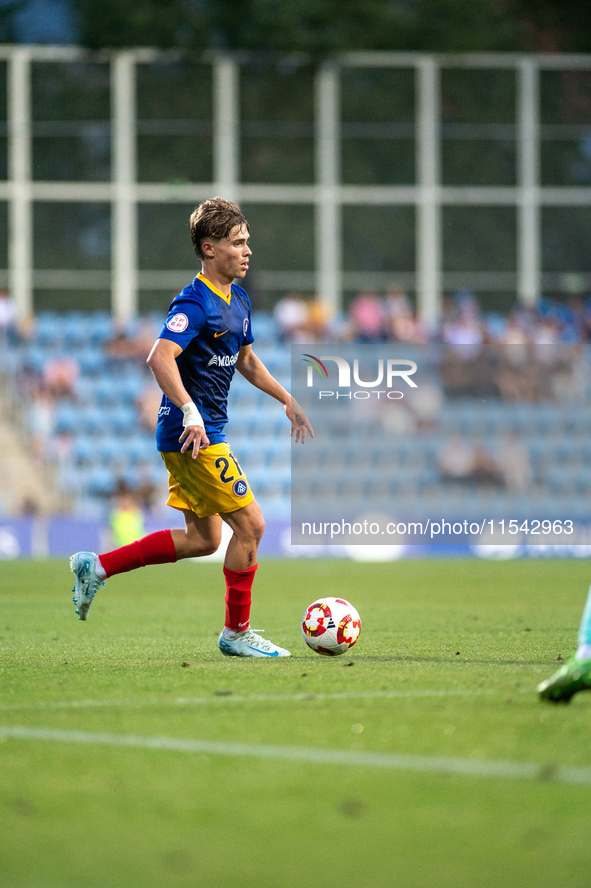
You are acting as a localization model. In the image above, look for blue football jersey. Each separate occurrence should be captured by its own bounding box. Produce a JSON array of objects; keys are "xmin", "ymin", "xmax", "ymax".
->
[{"xmin": 156, "ymin": 273, "xmax": 254, "ymax": 451}]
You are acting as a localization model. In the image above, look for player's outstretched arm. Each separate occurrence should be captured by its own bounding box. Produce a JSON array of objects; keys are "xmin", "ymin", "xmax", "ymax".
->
[
  {"xmin": 147, "ymin": 338, "xmax": 210, "ymax": 458},
  {"xmin": 285, "ymin": 394, "xmax": 314, "ymax": 444},
  {"xmin": 236, "ymin": 345, "xmax": 314, "ymax": 443}
]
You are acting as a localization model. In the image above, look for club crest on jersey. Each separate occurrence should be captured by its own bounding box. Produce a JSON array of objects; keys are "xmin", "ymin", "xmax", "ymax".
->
[
  {"xmin": 233, "ymin": 478, "xmax": 249, "ymax": 497},
  {"xmin": 167, "ymin": 312, "xmax": 188, "ymax": 333},
  {"xmin": 207, "ymin": 352, "xmax": 239, "ymax": 368}
]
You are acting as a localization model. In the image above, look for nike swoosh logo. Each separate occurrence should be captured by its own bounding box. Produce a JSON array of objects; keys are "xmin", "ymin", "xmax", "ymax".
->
[
  {"xmin": 245, "ymin": 645, "xmax": 279, "ymax": 656},
  {"xmin": 214, "ymin": 330, "xmax": 228, "ymax": 338}
]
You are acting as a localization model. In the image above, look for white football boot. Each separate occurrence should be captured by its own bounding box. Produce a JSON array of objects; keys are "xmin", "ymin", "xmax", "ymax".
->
[
  {"xmin": 218, "ymin": 627, "xmax": 291, "ymax": 658},
  {"xmin": 70, "ymin": 551, "xmax": 105, "ymax": 620}
]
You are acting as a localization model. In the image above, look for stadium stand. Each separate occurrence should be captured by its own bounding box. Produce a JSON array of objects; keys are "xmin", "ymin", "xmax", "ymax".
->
[
  {"xmin": 1, "ymin": 304, "xmax": 591, "ymax": 525},
  {"xmin": 0, "ymin": 310, "xmax": 292, "ymax": 519}
]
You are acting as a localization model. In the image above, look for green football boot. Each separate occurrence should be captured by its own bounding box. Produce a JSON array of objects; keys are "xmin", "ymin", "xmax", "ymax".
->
[{"xmin": 537, "ymin": 657, "xmax": 591, "ymax": 703}]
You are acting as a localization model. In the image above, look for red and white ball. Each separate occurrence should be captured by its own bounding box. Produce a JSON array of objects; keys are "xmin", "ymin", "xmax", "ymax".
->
[{"xmin": 301, "ymin": 597, "xmax": 361, "ymax": 656}]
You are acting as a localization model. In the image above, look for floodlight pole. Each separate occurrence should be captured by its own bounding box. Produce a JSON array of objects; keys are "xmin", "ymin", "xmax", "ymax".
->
[
  {"xmin": 315, "ymin": 62, "xmax": 341, "ymax": 315},
  {"xmin": 111, "ymin": 51, "xmax": 138, "ymax": 322},
  {"xmin": 416, "ymin": 56, "xmax": 441, "ymax": 330},
  {"xmin": 8, "ymin": 48, "xmax": 33, "ymax": 320},
  {"xmin": 213, "ymin": 56, "xmax": 239, "ymax": 202},
  {"xmin": 517, "ymin": 57, "xmax": 540, "ymax": 307}
]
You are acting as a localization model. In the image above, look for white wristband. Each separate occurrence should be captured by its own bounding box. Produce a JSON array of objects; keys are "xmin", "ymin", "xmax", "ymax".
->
[{"xmin": 181, "ymin": 401, "xmax": 204, "ymax": 429}]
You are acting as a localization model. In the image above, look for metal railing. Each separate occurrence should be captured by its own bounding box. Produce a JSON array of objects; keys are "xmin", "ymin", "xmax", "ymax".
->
[{"xmin": 0, "ymin": 47, "xmax": 589, "ymax": 324}]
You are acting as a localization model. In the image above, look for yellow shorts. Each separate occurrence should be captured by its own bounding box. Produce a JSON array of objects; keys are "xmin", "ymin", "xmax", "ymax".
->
[{"xmin": 161, "ymin": 443, "xmax": 254, "ymax": 518}]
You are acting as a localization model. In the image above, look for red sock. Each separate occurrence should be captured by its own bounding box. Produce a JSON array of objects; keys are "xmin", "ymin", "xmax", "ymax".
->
[
  {"xmin": 223, "ymin": 564, "xmax": 257, "ymax": 632},
  {"xmin": 98, "ymin": 530, "xmax": 177, "ymax": 578}
]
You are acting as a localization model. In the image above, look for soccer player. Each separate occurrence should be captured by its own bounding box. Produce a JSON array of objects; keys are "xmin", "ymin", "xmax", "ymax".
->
[
  {"xmin": 70, "ymin": 197, "xmax": 313, "ymax": 658},
  {"xmin": 538, "ymin": 584, "xmax": 591, "ymax": 702}
]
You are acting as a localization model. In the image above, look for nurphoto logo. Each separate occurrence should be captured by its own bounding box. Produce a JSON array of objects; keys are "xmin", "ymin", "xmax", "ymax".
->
[{"xmin": 302, "ymin": 353, "xmax": 418, "ymax": 399}]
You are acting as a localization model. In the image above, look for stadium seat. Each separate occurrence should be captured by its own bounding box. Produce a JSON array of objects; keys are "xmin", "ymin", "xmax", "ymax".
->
[
  {"xmin": 86, "ymin": 465, "xmax": 117, "ymax": 497},
  {"xmin": 108, "ymin": 404, "xmax": 139, "ymax": 433},
  {"xmin": 77, "ymin": 347, "xmax": 107, "ymax": 374},
  {"xmin": 251, "ymin": 312, "xmax": 278, "ymax": 342},
  {"xmin": 35, "ymin": 313, "xmax": 64, "ymax": 346},
  {"xmin": 72, "ymin": 436, "xmax": 94, "ymax": 463},
  {"xmin": 54, "ymin": 401, "xmax": 79, "ymax": 434},
  {"xmin": 117, "ymin": 372, "xmax": 150, "ymax": 401},
  {"xmin": 92, "ymin": 375, "xmax": 123, "ymax": 405},
  {"xmin": 77, "ymin": 404, "xmax": 107, "ymax": 433}
]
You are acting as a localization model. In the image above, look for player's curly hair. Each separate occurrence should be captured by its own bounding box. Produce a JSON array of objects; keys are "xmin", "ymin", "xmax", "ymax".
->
[{"xmin": 190, "ymin": 197, "xmax": 249, "ymax": 261}]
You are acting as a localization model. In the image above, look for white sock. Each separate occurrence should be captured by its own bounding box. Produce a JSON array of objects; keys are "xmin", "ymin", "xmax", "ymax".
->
[
  {"xmin": 222, "ymin": 626, "xmax": 248, "ymax": 639},
  {"xmin": 576, "ymin": 643, "xmax": 591, "ymax": 661},
  {"xmin": 95, "ymin": 556, "xmax": 107, "ymax": 579}
]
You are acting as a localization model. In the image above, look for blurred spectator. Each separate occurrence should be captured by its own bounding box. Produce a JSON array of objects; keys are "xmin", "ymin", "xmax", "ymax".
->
[
  {"xmin": 438, "ymin": 434, "xmax": 502, "ymax": 487},
  {"xmin": 440, "ymin": 347, "xmax": 498, "ymax": 399},
  {"xmin": 304, "ymin": 298, "xmax": 332, "ymax": 341},
  {"xmin": 500, "ymin": 311, "xmax": 529, "ymax": 345},
  {"xmin": 51, "ymin": 430, "xmax": 74, "ymax": 472},
  {"xmin": 533, "ymin": 317, "xmax": 560, "ymax": 345},
  {"xmin": 105, "ymin": 330, "xmax": 135, "ymax": 360},
  {"xmin": 273, "ymin": 292, "xmax": 309, "ymax": 342},
  {"xmin": 15, "ymin": 313, "xmax": 35, "ymax": 343},
  {"xmin": 43, "ymin": 355, "xmax": 79, "ymax": 398},
  {"xmin": 384, "ymin": 286, "xmax": 427, "ymax": 343},
  {"xmin": 379, "ymin": 402, "xmax": 416, "ymax": 436},
  {"xmin": 338, "ymin": 290, "xmax": 591, "ymax": 347},
  {"xmin": 0, "ymin": 289, "xmax": 15, "ymax": 345},
  {"xmin": 496, "ymin": 435, "xmax": 533, "ymax": 494},
  {"xmin": 19, "ymin": 495, "xmax": 40, "ymax": 516},
  {"xmin": 408, "ymin": 378, "xmax": 443, "ymax": 430},
  {"xmin": 470, "ymin": 441, "xmax": 503, "ymax": 487},
  {"xmin": 136, "ymin": 381, "xmax": 162, "ymax": 432},
  {"xmin": 109, "ymin": 485, "xmax": 144, "ymax": 547},
  {"xmin": 496, "ymin": 346, "xmax": 550, "ymax": 401},
  {"xmin": 29, "ymin": 390, "xmax": 56, "ymax": 459},
  {"xmin": 16, "ymin": 361, "xmax": 43, "ymax": 399},
  {"xmin": 440, "ymin": 340, "xmax": 579, "ymax": 402},
  {"xmin": 348, "ymin": 290, "xmax": 385, "ymax": 342},
  {"xmin": 442, "ymin": 291, "xmax": 484, "ymax": 346},
  {"xmin": 135, "ymin": 460, "xmax": 159, "ymax": 512},
  {"xmin": 438, "ymin": 434, "xmax": 475, "ymax": 482},
  {"xmin": 105, "ymin": 317, "xmax": 158, "ymax": 362}
]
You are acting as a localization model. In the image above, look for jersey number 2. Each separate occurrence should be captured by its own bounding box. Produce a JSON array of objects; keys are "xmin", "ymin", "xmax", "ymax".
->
[{"xmin": 215, "ymin": 453, "xmax": 243, "ymax": 484}]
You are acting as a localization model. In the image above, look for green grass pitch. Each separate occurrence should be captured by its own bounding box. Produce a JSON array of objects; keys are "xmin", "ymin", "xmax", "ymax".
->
[{"xmin": 0, "ymin": 556, "xmax": 590, "ymax": 887}]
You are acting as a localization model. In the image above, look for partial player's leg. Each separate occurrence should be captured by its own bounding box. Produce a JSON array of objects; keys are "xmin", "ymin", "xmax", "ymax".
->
[
  {"xmin": 70, "ymin": 511, "xmax": 221, "ymax": 620},
  {"xmin": 538, "ymin": 582, "xmax": 591, "ymax": 703},
  {"xmin": 170, "ymin": 509, "xmax": 222, "ymax": 559},
  {"xmin": 217, "ymin": 500, "xmax": 290, "ymax": 658}
]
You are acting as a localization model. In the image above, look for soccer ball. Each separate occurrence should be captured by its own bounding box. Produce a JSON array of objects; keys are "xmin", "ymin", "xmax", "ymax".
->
[{"xmin": 301, "ymin": 597, "xmax": 361, "ymax": 656}]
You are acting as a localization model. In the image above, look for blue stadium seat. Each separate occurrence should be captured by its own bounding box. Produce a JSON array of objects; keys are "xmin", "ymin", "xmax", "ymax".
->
[
  {"xmin": 92, "ymin": 375, "xmax": 122, "ymax": 405},
  {"xmin": 75, "ymin": 376, "xmax": 97, "ymax": 402},
  {"xmin": 54, "ymin": 401, "xmax": 79, "ymax": 434},
  {"xmin": 18, "ymin": 343, "xmax": 47, "ymax": 373},
  {"xmin": 117, "ymin": 372, "xmax": 150, "ymax": 401},
  {"xmin": 227, "ymin": 385, "xmax": 259, "ymax": 408},
  {"xmin": 78, "ymin": 404, "xmax": 108, "ymax": 433},
  {"xmin": 90, "ymin": 312, "xmax": 115, "ymax": 343},
  {"xmin": 108, "ymin": 404, "xmax": 139, "ymax": 433},
  {"xmin": 35, "ymin": 313, "xmax": 64, "ymax": 346},
  {"xmin": 251, "ymin": 312, "xmax": 278, "ymax": 342},
  {"xmin": 77, "ymin": 347, "xmax": 107, "ymax": 374},
  {"xmin": 86, "ymin": 465, "xmax": 117, "ymax": 497},
  {"xmin": 117, "ymin": 434, "xmax": 157, "ymax": 461},
  {"xmin": 95, "ymin": 436, "xmax": 124, "ymax": 463},
  {"xmin": 72, "ymin": 436, "xmax": 94, "ymax": 463}
]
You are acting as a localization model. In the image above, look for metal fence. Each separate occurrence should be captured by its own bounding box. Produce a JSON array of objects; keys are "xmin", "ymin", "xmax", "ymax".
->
[{"xmin": 1, "ymin": 46, "xmax": 591, "ymax": 323}]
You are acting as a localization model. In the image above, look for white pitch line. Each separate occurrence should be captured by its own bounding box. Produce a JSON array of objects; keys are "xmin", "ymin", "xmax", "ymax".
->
[
  {"xmin": 0, "ymin": 688, "xmax": 492, "ymax": 712},
  {"xmin": 0, "ymin": 725, "xmax": 588, "ymax": 786}
]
